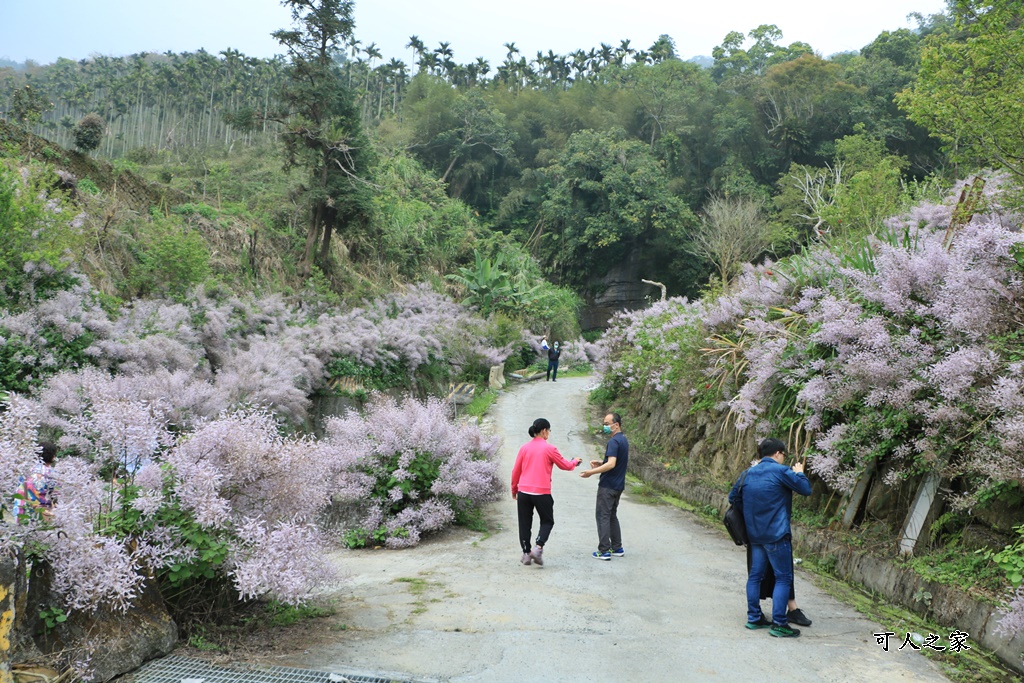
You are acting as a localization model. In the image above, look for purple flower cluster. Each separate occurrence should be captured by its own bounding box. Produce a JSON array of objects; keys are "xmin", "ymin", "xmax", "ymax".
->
[
  {"xmin": 322, "ymin": 395, "xmax": 501, "ymax": 549},
  {"xmin": 0, "ymin": 282, "xmax": 514, "ymax": 612},
  {"xmin": 1, "ymin": 389, "xmax": 502, "ymax": 611},
  {"xmin": 605, "ymin": 188, "xmax": 1024, "ymax": 494},
  {"xmin": 3, "ymin": 279, "xmax": 517, "ymax": 428}
]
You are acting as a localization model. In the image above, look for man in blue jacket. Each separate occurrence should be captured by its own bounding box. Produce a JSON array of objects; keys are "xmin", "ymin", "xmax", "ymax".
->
[{"xmin": 728, "ymin": 438, "xmax": 811, "ymax": 638}]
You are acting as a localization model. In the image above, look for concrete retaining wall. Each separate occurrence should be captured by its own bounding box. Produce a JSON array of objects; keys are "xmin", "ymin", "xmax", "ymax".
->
[{"xmin": 630, "ymin": 450, "xmax": 1024, "ymax": 675}]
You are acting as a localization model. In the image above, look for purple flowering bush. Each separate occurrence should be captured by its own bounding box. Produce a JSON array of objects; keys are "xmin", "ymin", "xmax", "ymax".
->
[
  {"xmin": 2, "ymin": 276, "xmax": 515, "ymax": 426},
  {"xmin": 1, "ymin": 389, "xmax": 501, "ymax": 619},
  {"xmin": 598, "ymin": 180, "xmax": 1024, "ymax": 636},
  {"xmin": 603, "ymin": 180, "xmax": 1024, "ymax": 495},
  {"xmin": 1, "ymin": 270, "xmax": 513, "ymax": 622},
  {"xmin": 322, "ymin": 395, "xmax": 502, "ymax": 549},
  {"xmin": 1, "ymin": 396, "xmax": 337, "ymax": 612}
]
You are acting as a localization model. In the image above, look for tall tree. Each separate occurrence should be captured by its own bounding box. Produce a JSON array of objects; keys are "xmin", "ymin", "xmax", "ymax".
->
[
  {"xmin": 271, "ymin": 0, "xmax": 374, "ymax": 277},
  {"xmin": 897, "ymin": 0, "xmax": 1024, "ymax": 180},
  {"xmin": 537, "ymin": 128, "xmax": 697, "ymax": 291}
]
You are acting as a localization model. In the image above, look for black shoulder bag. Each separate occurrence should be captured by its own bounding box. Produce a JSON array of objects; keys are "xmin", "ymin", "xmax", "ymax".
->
[{"xmin": 723, "ymin": 469, "xmax": 750, "ymax": 546}]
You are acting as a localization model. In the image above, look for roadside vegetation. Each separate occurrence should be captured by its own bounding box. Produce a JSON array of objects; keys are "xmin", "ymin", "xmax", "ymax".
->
[{"xmin": 3, "ymin": 0, "xmax": 1024, "ymax": 675}]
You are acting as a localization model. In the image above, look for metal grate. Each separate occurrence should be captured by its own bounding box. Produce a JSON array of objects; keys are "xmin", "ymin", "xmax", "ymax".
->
[{"xmin": 132, "ymin": 655, "xmax": 417, "ymax": 683}]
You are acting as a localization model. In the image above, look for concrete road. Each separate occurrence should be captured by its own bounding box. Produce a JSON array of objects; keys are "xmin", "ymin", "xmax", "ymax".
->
[{"xmin": 285, "ymin": 376, "xmax": 950, "ymax": 682}]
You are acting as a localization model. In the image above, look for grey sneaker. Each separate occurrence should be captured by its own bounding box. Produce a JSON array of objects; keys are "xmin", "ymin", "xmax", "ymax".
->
[
  {"xmin": 530, "ymin": 545, "xmax": 544, "ymax": 566},
  {"xmin": 521, "ymin": 552, "xmax": 532, "ymax": 565}
]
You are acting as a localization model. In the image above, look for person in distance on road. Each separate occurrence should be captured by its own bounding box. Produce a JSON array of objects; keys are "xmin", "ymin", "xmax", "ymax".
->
[
  {"xmin": 546, "ymin": 341, "xmax": 561, "ymax": 381},
  {"xmin": 510, "ymin": 417, "xmax": 583, "ymax": 566}
]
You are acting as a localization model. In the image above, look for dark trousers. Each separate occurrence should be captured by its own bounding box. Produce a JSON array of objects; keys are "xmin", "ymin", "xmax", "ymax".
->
[
  {"xmin": 517, "ymin": 493, "xmax": 554, "ymax": 552},
  {"xmin": 595, "ymin": 486, "xmax": 623, "ymax": 552},
  {"xmin": 546, "ymin": 360, "xmax": 559, "ymax": 380}
]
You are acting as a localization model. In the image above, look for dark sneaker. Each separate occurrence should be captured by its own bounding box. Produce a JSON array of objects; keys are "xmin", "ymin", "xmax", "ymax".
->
[
  {"xmin": 745, "ymin": 616, "xmax": 772, "ymax": 630},
  {"xmin": 769, "ymin": 623, "xmax": 801, "ymax": 638},
  {"xmin": 592, "ymin": 551, "xmax": 612, "ymax": 561},
  {"xmin": 521, "ymin": 552, "xmax": 532, "ymax": 565},
  {"xmin": 612, "ymin": 548, "xmax": 625, "ymax": 557},
  {"xmin": 787, "ymin": 608, "xmax": 812, "ymax": 627},
  {"xmin": 530, "ymin": 545, "xmax": 544, "ymax": 566}
]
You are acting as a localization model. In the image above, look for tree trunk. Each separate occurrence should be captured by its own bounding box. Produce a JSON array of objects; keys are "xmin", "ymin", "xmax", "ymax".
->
[
  {"xmin": 300, "ymin": 202, "xmax": 322, "ymax": 278},
  {"xmin": 441, "ymin": 154, "xmax": 459, "ymax": 183},
  {"xmin": 318, "ymin": 217, "xmax": 334, "ymax": 265}
]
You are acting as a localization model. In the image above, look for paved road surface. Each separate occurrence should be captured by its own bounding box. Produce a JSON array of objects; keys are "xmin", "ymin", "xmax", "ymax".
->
[{"xmin": 283, "ymin": 376, "xmax": 950, "ymax": 682}]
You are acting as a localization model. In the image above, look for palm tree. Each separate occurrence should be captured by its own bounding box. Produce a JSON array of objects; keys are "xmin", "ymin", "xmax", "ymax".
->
[
  {"xmin": 406, "ymin": 35, "xmax": 425, "ymax": 72},
  {"xmin": 474, "ymin": 57, "xmax": 490, "ymax": 80},
  {"xmin": 617, "ymin": 39, "xmax": 634, "ymax": 65},
  {"xmin": 386, "ymin": 58, "xmax": 407, "ymax": 113},
  {"xmin": 433, "ymin": 42, "xmax": 455, "ymax": 81}
]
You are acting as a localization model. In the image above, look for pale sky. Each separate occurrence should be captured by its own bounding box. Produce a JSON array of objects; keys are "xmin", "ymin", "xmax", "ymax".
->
[{"xmin": 1, "ymin": 0, "xmax": 949, "ymax": 67}]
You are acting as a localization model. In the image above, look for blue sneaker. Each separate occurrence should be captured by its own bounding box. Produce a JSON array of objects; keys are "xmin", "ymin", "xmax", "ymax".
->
[
  {"xmin": 612, "ymin": 548, "xmax": 625, "ymax": 557},
  {"xmin": 592, "ymin": 551, "xmax": 611, "ymax": 561}
]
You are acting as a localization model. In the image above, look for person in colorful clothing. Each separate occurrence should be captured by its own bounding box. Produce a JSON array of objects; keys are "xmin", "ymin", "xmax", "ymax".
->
[
  {"xmin": 510, "ymin": 418, "xmax": 583, "ymax": 566},
  {"xmin": 12, "ymin": 442, "xmax": 58, "ymax": 522}
]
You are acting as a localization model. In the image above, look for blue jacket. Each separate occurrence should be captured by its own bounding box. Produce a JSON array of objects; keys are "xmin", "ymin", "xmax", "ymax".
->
[{"xmin": 728, "ymin": 457, "xmax": 811, "ymax": 545}]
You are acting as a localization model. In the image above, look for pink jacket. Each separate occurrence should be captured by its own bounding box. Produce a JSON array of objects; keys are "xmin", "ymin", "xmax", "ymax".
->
[{"xmin": 511, "ymin": 437, "xmax": 578, "ymax": 496}]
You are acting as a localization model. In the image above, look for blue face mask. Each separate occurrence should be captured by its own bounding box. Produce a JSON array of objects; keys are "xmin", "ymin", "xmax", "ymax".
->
[{"xmin": 602, "ymin": 425, "xmax": 612, "ymax": 434}]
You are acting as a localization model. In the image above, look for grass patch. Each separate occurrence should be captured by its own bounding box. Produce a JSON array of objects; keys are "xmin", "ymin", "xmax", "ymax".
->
[
  {"xmin": 264, "ymin": 600, "xmax": 335, "ymax": 627},
  {"xmin": 177, "ymin": 598, "xmax": 336, "ymax": 654},
  {"xmin": 464, "ymin": 388, "xmax": 498, "ymax": 419},
  {"xmin": 899, "ymin": 548, "xmax": 1007, "ymax": 602},
  {"xmin": 394, "ymin": 574, "xmax": 445, "ymax": 619}
]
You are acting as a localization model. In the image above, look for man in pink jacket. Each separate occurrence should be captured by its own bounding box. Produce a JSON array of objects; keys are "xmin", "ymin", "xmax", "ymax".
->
[{"xmin": 511, "ymin": 417, "xmax": 583, "ymax": 566}]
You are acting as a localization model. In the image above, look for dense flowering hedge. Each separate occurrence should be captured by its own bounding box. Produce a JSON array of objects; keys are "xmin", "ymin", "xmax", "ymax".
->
[
  {"xmin": 0, "ymin": 274, "xmax": 515, "ymax": 427},
  {"xmin": 0, "ymin": 389, "xmax": 502, "ymax": 611},
  {"xmin": 0, "ymin": 171, "xmax": 513, "ymax": 616},
  {"xmin": 598, "ymin": 179, "xmax": 1024, "ymax": 636}
]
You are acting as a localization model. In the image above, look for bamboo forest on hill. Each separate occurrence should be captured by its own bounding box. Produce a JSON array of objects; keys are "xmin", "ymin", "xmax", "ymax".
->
[{"xmin": 4, "ymin": 0, "xmax": 1024, "ymax": 678}]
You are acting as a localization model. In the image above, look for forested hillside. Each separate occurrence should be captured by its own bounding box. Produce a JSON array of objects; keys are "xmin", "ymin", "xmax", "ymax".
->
[{"xmin": 0, "ymin": 1, "xmax": 975, "ymax": 318}]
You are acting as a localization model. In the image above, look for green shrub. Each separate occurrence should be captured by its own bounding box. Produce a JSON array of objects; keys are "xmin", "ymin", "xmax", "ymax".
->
[
  {"xmin": 0, "ymin": 163, "xmax": 83, "ymax": 308},
  {"xmin": 131, "ymin": 226, "xmax": 210, "ymax": 299},
  {"xmin": 77, "ymin": 177, "xmax": 100, "ymax": 195},
  {"xmin": 72, "ymin": 113, "xmax": 105, "ymax": 154}
]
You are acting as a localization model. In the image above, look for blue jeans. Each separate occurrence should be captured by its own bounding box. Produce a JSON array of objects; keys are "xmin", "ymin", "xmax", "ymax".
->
[{"xmin": 747, "ymin": 537, "xmax": 793, "ymax": 625}]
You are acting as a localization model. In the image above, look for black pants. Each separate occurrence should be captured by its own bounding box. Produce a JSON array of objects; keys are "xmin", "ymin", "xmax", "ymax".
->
[
  {"xmin": 596, "ymin": 486, "xmax": 623, "ymax": 552},
  {"xmin": 517, "ymin": 493, "xmax": 554, "ymax": 552},
  {"xmin": 546, "ymin": 360, "xmax": 559, "ymax": 380}
]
